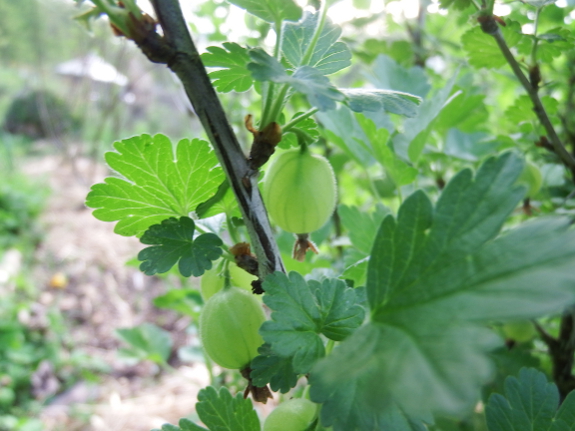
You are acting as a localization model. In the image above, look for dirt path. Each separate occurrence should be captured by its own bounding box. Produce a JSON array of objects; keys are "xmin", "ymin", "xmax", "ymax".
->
[{"xmin": 22, "ymin": 152, "xmax": 212, "ymax": 430}]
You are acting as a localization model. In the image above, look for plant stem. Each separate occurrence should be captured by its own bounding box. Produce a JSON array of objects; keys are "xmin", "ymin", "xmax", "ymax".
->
[
  {"xmin": 273, "ymin": 19, "xmax": 283, "ymax": 61},
  {"xmin": 260, "ymin": 20, "xmax": 284, "ymax": 128},
  {"xmin": 226, "ymin": 214, "xmax": 240, "ymax": 244},
  {"xmin": 534, "ymin": 308, "xmax": 575, "ymax": 402},
  {"xmin": 325, "ymin": 339, "xmax": 336, "ymax": 355},
  {"xmin": 300, "ymin": 0, "xmax": 329, "ymax": 66},
  {"xmin": 147, "ymin": 0, "xmax": 285, "ymax": 278},
  {"xmin": 282, "ymin": 108, "xmax": 319, "ymax": 132},
  {"xmin": 267, "ymin": 84, "xmax": 291, "ymax": 124},
  {"xmin": 485, "ymin": 24, "xmax": 575, "ymax": 173},
  {"xmin": 530, "ymin": 7, "xmax": 542, "ymax": 66},
  {"xmin": 203, "ymin": 347, "xmax": 215, "ymax": 385}
]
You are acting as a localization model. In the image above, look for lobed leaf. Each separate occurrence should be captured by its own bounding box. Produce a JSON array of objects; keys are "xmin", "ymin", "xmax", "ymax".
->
[
  {"xmin": 86, "ymin": 134, "xmax": 223, "ymax": 237},
  {"xmin": 462, "ymin": 22, "xmax": 524, "ymax": 69},
  {"xmin": 250, "ymin": 343, "xmax": 299, "ymax": 393},
  {"xmin": 226, "ymin": 0, "xmax": 301, "ymax": 23},
  {"xmin": 310, "ymin": 153, "xmax": 575, "ymax": 429},
  {"xmin": 392, "ymin": 73, "xmax": 458, "ymax": 162},
  {"xmin": 201, "ymin": 42, "xmax": 253, "ymax": 92},
  {"xmin": 280, "ymin": 113, "xmax": 320, "ymax": 149},
  {"xmin": 486, "ymin": 368, "xmax": 575, "ymax": 431},
  {"xmin": 316, "ymin": 106, "xmax": 377, "ymax": 166},
  {"xmin": 289, "ymin": 66, "xmax": 345, "ymax": 111},
  {"xmin": 151, "ymin": 419, "xmax": 206, "ymax": 431},
  {"xmin": 366, "ymin": 55, "xmax": 431, "ymax": 99},
  {"xmin": 138, "ymin": 217, "xmax": 223, "ymax": 277},
  {"xmin": 260, "ymin": 272, "xmax": 365, "ymax": 374},
  {"xmin": 282, "ymin": 11, "xmax": 351, "ymax": 74},
  {"xmin": 338, "ymin": 204, "xmax": 389, "ymax": 255},
  {"xmin": 357, "ymin": 116, "xmax": 418, "ymax": 186},
  {"xmin": 195, "ymin": 386, "xmax": 260, "ymax": 431},
  {"xmin": 248, "ymin": 49, "xmax": 344, "ymax": 110},
  {"xmin": 342, "ymin": 88, "xmax": 422, "ymax": 117}
]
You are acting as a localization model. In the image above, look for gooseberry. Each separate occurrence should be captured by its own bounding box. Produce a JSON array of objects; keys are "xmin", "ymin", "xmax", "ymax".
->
[
  {"xmin": 262, "ymin": 148, "xmax": 336, "ymax": 235},
  {"xmin": 199, "ymin": 286, "xmax": 265, "ymax": 370},
  {"xmin": 502, "ymin": 320, "xmax": 536, "ymax": 343},
  {"xmin": 517, "ymin": 161, "xmax": 543, "ymax": 198},
  {"xmin": 263, "ymin": 398, "xmax": 317, "ymax": 431}
]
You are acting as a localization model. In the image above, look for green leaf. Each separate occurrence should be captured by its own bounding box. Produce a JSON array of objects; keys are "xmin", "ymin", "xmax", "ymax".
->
[
  {"xmin": 434, "ymin": 90, "xmax": 489, "ymax": 133},
  {"xmin": 195, "ymin": 180, "xmax": 240, "ymax": 219},
  {"xmin": 462, "ymin": 27, "xmax": 505, "ymax": 69},
  {"xmin": 178, "ymin": 419, "xmax": 208, "ymax": 431},
  {"xmin": 366, "ymin": 54, "xmax": 431, "ymax": 99},
  {"xmin": 487, "ymin": 344, "xmax": 541, "ymax": 398},
  {"xmin": 250, "ymin": 343, "xmax": 299, "ymax": 393},
  {"xmin": 281, "ymin": 113, "xmax": 320, "ymax": 149},
  {"xmin": 439, "ymin": 0, "xmax": 472, "ymax": 10},
  {"xmin": 261, "ymin": 272, "xmax": 365, "ymax": 374},
  {"xmin": 357, "ymin": 116, "xmax": 418, "ymax": 186},
  {"xmin": 309, "ymin": 153, "xmax": 575, "ymax": 429},
  {"xmin": 462, "ymin": 22, "xmax": 523, "ymax": 69},
  {"xmin": 505, "ymin": 95, "xmax": 558, "ymax": 125},
  {"xmin": 523, "ymin": 0, "xmax": 557, "ymax": 7},
  {"xmin": 338, "ymin": 204, "xmax": 389, "ymax": 255},
  {"xmin": 138, "ymin": 217, "xmax": 223, "ymax": 277},
  {"xmin": 536, "ymin": 28, "xmax": 574, "ymax": 63},
  {"xmin": 289, "ymin": 67, "xmax": 345, "ymax": 110},
  {"xmin": 485, "ymin": 368, "xmax": 575, "ymax": 431},
  {"xmin": 311, "ymin": 321, "xmax": 489, "ymax": 430},
  {"xmin": 153, "ymin": 289, "xmax": 203, "ymax": 317},
  {"xmin": 152, "ymin": 419, "xmax": 207, "ymax": 431},
  {"xmin": 248, "ymin": 49, "xmax": 344, "ymax": 110},
  {"xmin": 74, "ymin": 6, "xmax": 105, "ymax": 31},
  {"xmin": 201, "ymin": 43, "xmax": 253, "ymax": 93},
  {"xmin": 342, "ymin": 89, "xmax": 422, "ymax": 117},
  {"xmin": 392, "ymin": 74, "xmax": 458, "ymax": 162},
  {"xmin": 195, "ymin": 386, "xmax": 260, "ymax": 431},
  {"xmin": 248, "ymin": 48, "xmax": 286, "ymax": 80},
  {"xmin": 116, "ymin": 323, "xmax": 172, "ymax": 365},
  {"xmin": 86, "ymin": 134, "xmax": 224, "ymax": 237},
  {"xmin": 282, "ymin": 11, "xmax": 351, "ymax": 74},
  {"xmin": 341, "ymin": 257, "xmax": 369, "ymax": 287},
  {"xmin": 226, "ymin": 0, "xmax": 301, "ymax": 23},
  {"xmin": 316, "ymin": 107, "xmax": 376, "ymax": 166},
  {"xmin": 444, "ymin": 129, "xmax": 499, "ymax": 162},
  {"xmin": 555, "ymin": 392, "xmax": 575, "ymax": 430}
]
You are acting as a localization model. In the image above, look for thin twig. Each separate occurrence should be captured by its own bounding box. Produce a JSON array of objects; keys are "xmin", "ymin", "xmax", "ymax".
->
[
  {"xmin": 480, "ymin": 18, "xmax": 575, "ymax": 175},
  {"xmin": 144, "ymin": 0, "xmax": 285, "ymax": 278}
]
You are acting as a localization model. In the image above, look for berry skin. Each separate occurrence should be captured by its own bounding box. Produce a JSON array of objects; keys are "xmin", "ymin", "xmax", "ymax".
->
[
  {"xmin": 199, "ymin": 286, "xmax": 265, "ymax": 370},
  {"xmin": 517, "ymin": 161, "xmax": 542, "ymax": 198},
  {"xmin": 262, "ymin": 149, "xmax": 337, "ymax": 235},
  {"xmin": 263, "ymin": 398, "xmax": 317, "ymax": 431}
]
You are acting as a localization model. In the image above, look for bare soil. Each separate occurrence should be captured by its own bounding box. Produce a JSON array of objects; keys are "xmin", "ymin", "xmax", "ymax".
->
[{"xmin": 21, "ymin": 150, "xmax": 214, "ymax": 430}]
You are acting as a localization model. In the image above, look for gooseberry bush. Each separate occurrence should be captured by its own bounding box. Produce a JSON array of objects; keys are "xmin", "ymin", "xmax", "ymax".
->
[{"xmin": 77, "ymin": 0, "xmax": 575, "ymax": 429}]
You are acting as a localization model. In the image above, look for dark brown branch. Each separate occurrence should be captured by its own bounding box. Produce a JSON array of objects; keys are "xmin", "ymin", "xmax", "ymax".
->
[
  {"xmin": 140, "ymin": 0, "xmax": 285, "ymax": 278},
  {"xmin": 479, "ymin": 16, "xmax": 575, "ymax": 178},
  {"xmin": 534, "ymin": 311, "xmax": 575, "ymax": 402}
]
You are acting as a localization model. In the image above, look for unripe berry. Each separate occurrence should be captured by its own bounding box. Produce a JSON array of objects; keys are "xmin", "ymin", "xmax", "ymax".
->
[
  {"xmin": 199, "ymin": 286, "xmax": 265, "ymax": 370},
  {"xmin": 262, "ymin": 148, "xmax": 337, "ymax": 234}
]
